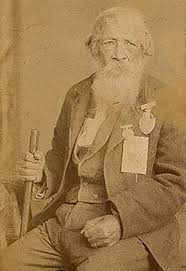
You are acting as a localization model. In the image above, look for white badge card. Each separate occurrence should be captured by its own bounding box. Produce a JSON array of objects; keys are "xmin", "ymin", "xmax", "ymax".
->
[{"xmin": 121, "ymin": 136, "xmax": 149, "ymax": 175}]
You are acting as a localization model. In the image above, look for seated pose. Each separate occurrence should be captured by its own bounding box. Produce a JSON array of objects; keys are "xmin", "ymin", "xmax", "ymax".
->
[{"xmin": 1, "ymin": 6, "xmax": 186, "ymax": 271}]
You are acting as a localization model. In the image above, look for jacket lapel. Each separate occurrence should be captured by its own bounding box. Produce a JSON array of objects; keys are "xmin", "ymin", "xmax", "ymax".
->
[
  {"xmin": 82, "ymin": 102, "xmax": 123, "ymax": 162},
  {"xmin": 69, "ymin": 86, "xmax": 91, "ymax": 152}
]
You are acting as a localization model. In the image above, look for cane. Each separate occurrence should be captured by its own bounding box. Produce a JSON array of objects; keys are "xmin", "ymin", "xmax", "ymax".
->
[{"xmin": 20, "ymin": 129, "xmax": 40, "ymax": 237}]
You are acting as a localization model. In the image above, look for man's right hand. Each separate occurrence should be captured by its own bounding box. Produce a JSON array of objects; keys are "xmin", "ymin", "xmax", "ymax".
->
[{"xmin": 16, "ymin": 151, "xmax": 45, "ymax": 183}]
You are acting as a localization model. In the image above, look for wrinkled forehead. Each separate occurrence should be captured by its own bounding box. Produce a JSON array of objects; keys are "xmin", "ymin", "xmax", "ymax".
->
[{"xmin": 94, "ymin": 11, "xmax": 147, "ymax": 44}]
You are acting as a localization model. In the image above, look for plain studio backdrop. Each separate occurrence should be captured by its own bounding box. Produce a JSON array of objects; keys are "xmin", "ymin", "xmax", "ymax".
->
[{"xmin": 16, "ymin": 0, "xmax": 185, "ymax": 154}]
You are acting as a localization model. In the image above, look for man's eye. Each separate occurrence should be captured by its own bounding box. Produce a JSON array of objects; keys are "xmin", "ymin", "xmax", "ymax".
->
[
  {"xmin": 103, "ymin": 40, "xmax": 115, "ymax": 46},
  {"xmin": 125, "ymin": 40, "xmax": 137, "ymax": 47}
]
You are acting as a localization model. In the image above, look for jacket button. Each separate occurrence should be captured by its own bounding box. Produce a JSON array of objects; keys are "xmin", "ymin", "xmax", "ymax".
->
[{"xmin": 93, "ymin": 194, "xmax": 99, "ymax": 200}]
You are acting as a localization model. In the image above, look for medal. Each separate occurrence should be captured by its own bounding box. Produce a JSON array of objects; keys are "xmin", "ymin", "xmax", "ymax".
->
[
  {"xmin": 139, "ymin": 101, "xmax": 156, "ymax": 135},
  {"xmin": 121, "ymin": 124, "xmax": 134, "ymax": 140}
]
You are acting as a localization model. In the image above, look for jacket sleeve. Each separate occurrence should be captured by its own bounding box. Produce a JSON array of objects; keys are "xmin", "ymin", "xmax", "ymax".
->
[
  {"xmin": 42, "ymin": 87, "xmax": 76, "ymax": 198},
  {"xmin": 109, "ymin": 114, "xmax": 186, "ymax": 238}
]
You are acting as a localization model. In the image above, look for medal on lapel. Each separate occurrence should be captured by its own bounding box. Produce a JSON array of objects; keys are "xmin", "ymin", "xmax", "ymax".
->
[
  {"xmin": 139, "ymin": 101, "xmax": 156, "ymax": 135},
  {"xmin": 121, "ymin": 124, "xmax": 134, "ymax": 140}
]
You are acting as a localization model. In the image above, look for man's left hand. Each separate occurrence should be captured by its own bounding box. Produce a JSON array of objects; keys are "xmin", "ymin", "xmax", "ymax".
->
[{"xmin": 81, "ymin": 215, "xmax": 122, "ymax": 248}]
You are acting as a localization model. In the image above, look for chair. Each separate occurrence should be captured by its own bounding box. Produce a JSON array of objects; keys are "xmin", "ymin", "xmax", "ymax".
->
[
  {"xmin": 177, "ymin": 204, "xmax": 186, "ymax": 269},
  {"xmin": 0, "ymin": 183, "xmax": 21, "ymax": 246}
]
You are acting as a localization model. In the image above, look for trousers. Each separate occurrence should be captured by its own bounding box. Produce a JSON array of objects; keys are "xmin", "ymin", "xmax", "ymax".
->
[{"xmin": 0, "ymin": 202, "xmax": 159, "ymax": 271}]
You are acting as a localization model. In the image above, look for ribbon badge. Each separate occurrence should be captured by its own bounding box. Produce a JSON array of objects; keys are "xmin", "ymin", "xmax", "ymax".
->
[
  {"xmin": 139, "ymin": 101, "xmax": 156, "ymax": 135},
  {"xmin": 121, "ymin": 124, "xmax": 134, "ymax": 140}
]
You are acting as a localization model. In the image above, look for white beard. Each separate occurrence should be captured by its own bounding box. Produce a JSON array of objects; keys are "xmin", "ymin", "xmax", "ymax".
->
[{"xmin": 92, "ymin": 60, "xmax": 145, "ymax": 107}]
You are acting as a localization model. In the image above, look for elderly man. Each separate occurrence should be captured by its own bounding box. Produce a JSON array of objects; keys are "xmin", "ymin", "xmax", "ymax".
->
[{"xmin": 1, "ymin": 6, "xmax": 186, "ymax": 271}]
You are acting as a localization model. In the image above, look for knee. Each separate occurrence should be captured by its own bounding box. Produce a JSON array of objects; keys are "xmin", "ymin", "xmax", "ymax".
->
[
  {"xmin": 0, "ymin": 247, "xmax": 19, "ymax": 271},
  {"xmin": 77, "ymin": 254, "xmax": 150, "ymax": 271}
]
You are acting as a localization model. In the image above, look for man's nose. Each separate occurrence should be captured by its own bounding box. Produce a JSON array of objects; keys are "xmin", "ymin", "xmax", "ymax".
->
[{"xmin": 112, "ymin": 42, "xmax": 127, "ymax": 61}]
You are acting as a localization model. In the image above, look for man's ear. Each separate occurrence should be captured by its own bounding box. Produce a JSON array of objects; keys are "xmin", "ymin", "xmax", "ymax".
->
[
  {"xmin": 141, "ymin": 31, "xmax": 154, "ymax": 57},
  {"xmin": 85, "ymin": 36, "xmax": 92, "ymax": 48},
  {"xmin": 85, "ymin": 36, "xmax": 101, "ymax": 61}
]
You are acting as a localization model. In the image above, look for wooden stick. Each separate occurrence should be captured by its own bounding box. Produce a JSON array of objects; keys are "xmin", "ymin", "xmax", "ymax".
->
[{"xmin": 20, "ymin": 129, "xmax": 40, "ymax": 237}]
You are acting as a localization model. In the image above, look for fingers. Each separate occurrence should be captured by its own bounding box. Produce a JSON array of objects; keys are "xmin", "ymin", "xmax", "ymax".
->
[
  {"xmin": 19, "ymin": 175, "xmax": 38, "ymax": 182},
  {"xmin": 24, "ymin": 151, "xmax": 44, "ymax": 163},
  {"xmin": 24, "ymin": 152, "xmax": 38, "ymax": 163},
  {"xmin": 82, "ymin": 216, "xmax": 114, "ymax": 240},
  {"xmin": 81, "ymin": 216, "xmax": 103, "ymax": 233},
  {"xmin": 81, "ymin": 215, "xmax": 122, "ymax": 249},
  {"xmin": 16, "ymin": 164, "xmax": 39, "ymax": 182},
  {"xmin": 21, "ymin": 161, "xmax": 41, "ymax": 170},
  {"xmin": 34, "ymin": 151, "xmax": 45, "ymax": 161},
  {"xmin": 19, "ymin": 168, "xmax": 39, "ymax": 176},
  {"xmin": 83, "ymin": 224, "xmax": 109, "ymax": 240},
  {"xmin": 89, "ymin": 232, "xmax": 119, "ymax": 249},
  {"xmin": 87, "ymin": 228, "xmax": 118, "ymax": 244},
  {"xmin": 16, "ymin": 159, "xmax": 41, "ymax": 176},
  {"xmin": 16, "ymin": 151, "xmax": 45, "ymax": 183},
  {"xmin": 83, "ymin": 227, "xmax": 100, "ymax": 240}
]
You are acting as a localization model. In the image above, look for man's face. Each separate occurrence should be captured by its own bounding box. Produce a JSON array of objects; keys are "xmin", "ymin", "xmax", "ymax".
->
[{"xmin": 97, "ymin": 18, "xmax": 145, "ymax": 77}]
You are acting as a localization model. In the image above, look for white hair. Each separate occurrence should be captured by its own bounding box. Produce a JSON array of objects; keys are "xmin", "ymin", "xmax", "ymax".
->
[{"xmin": 85, "ymin": 7, "xmax": 154, "ymax": 61}]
